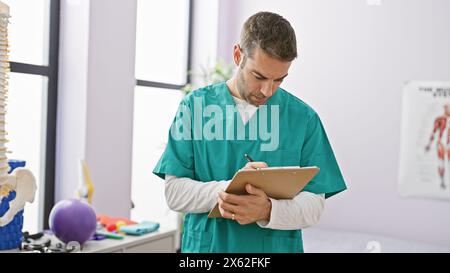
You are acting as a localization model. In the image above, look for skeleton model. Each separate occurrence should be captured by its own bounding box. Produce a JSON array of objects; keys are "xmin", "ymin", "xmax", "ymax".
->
[
  {"xmin": 425, "ymin": 104, "xmax": 450, "ymax": 190},
  {"xmin": 0, "ymin": 1, "xmax": 37, "ymax": 250}
]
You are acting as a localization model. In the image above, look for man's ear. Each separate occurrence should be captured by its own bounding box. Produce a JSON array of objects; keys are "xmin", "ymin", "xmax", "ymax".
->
[{"xmin": 233, "ymin": 44, "xmax": 242, "ymax": 66}]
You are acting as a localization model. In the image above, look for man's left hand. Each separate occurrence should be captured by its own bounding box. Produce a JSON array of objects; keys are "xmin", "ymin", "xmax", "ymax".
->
[{"xmin": 218, "ymin": 184, "xmax": 271, "ymax": 225}]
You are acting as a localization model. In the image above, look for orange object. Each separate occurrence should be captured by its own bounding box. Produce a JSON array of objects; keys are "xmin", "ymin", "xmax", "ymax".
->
[{"xmin": 97, "ymin": 214, "xmax": 137, "ymax": 227}]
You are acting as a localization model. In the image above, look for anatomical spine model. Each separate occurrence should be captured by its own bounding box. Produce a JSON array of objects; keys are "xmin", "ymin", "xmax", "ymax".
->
[{"xmin": 0, "ymin": 0, "xmax": 37, "ymax": 238}]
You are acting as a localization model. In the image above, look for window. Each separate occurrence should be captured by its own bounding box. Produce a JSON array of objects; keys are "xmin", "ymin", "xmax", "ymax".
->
[
  {"xmin": 135, "ymin": 0, "xmax": 191, "ymax": 86},
  {"xmin": 131, "ymin": 0, "xmax": 192, "ymax": 228},
  {"xmin": 132, "ymin": 86, "xmax": 183, "ymax": 227},
  {"xmin": 5, "ymin": 0, "xmax": 59, "ymax": 233}
]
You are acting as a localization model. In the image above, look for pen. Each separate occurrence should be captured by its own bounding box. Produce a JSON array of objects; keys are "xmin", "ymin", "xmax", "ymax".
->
[{"xmin": 244, "ymin": 154, "xmax": 254, "ymax": 163}]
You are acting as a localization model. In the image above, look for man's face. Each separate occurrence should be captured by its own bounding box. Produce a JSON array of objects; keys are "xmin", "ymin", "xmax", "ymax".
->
[{"xmin": 234, "ymin": 46, "xmax": 292, "ymax": 107}]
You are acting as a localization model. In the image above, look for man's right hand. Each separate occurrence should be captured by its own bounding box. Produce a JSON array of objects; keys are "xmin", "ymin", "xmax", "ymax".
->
[{"xmin": 243, "ymin": 162, "xmax": 268, "ymax": 170}]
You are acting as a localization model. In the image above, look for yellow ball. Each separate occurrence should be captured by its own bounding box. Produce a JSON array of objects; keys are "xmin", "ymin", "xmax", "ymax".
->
[{"xmin": 116, "ymin": 220, "xmax": 127, "ymax": 231}]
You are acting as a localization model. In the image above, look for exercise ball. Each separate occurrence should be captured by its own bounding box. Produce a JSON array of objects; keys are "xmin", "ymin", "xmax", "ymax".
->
[{"xmin": 49, "ymin": 199, "xmax": 97, "ymax": 245}]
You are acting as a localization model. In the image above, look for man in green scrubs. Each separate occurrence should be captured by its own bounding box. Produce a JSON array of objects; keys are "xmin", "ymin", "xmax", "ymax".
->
[{"xmin": 153, "ymin": 11, "xmax": 346, "ymax": 253}]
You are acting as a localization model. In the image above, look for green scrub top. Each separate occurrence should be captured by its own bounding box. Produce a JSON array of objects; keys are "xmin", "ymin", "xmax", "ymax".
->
[{"xmin": 153, "ymin": 81, "xmax": 346, "ymax": 253}]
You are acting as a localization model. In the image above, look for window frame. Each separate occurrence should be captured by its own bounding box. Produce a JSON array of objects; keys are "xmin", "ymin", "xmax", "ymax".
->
[{"xmin": 9, "ymin": 0, "xmax": 59, "ymax": 230}]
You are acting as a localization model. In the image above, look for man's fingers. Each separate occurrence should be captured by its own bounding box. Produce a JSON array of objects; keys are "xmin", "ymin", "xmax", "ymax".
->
[
  {"xmin": 244, "ymin": 161, "xmax": 268, "ymax": 170},
  {"xmin": 219, "ymin": 191, "xmax": 245, "ymax": 205},
  {"xmin": 218, "ymin": 206, "xmax": 233, "ymax": 219},
  {"xmin": 218, "ymin": 196, "xmax": 239, "ymax": 213},
  {"xmin": 218, "ymin": 198, "xmax": 235, "ymax": 220},
  {"xmin": 222, "ymin": 210, "xmax": 235, "ymax": 220},
  {"xmin": 245, "ymin": 184, "xmax": 266, "ymax": 197}
]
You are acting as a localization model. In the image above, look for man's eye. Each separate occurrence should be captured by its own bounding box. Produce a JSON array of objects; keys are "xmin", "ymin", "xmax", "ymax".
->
[{"xmin": 254, "ymin": 75, "xmax": 264, "ymax": 80}]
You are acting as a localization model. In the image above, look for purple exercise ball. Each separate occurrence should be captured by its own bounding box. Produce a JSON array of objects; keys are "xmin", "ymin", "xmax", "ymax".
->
[{"xmin": 49, "ymin": 199, "xmax": 97, "ymax": 245}]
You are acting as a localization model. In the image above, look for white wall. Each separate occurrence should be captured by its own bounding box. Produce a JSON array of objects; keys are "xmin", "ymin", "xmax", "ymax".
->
[
  {"xmin": 56, "ymin": 0, "xmax": 89, "ymax": 206},
  {"xmin": 56, "ymin": 0, "xmax": 136, "ymax": 218},
  {"xmin": 217, "ymin": 0, "xmax": 450, "ymax": 246}
]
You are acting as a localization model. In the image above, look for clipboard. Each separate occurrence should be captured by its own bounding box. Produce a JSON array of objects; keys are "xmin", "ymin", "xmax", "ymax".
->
[{"xmin": 208, "ymin": 166, "xmax": 320, "ymax": 218}]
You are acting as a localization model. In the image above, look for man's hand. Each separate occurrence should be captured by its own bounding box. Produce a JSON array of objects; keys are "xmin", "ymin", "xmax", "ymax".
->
[
  {"xmin": 218, "ymin": 184, "xmax": 272, "ymax": 225},
  {"xmin": 243, "ymin": 161, "xmax": 268, "ymax": 170}
]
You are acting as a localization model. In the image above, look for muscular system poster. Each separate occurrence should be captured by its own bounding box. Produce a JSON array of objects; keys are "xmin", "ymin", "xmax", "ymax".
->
[{"xmin": 399, "ymin": 82, "xmax": 450, "ymax": 200}]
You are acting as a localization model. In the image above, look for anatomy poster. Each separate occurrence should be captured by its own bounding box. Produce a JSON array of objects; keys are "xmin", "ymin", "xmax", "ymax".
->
[{"xmin": 399, "ymin": 82, "xmax": 450, "ymax": 200}]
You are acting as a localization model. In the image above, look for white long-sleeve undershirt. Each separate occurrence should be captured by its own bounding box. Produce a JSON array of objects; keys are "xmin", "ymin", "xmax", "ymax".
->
[{"xmin": 165, "ymin": 175, "xmax": 325, "ymax": 230}]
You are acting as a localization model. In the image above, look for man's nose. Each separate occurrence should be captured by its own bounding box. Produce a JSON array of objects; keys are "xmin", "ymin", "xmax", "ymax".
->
[{"xmin": 260, "ymin": 81, "xmax": 274, "ymax": 97}]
